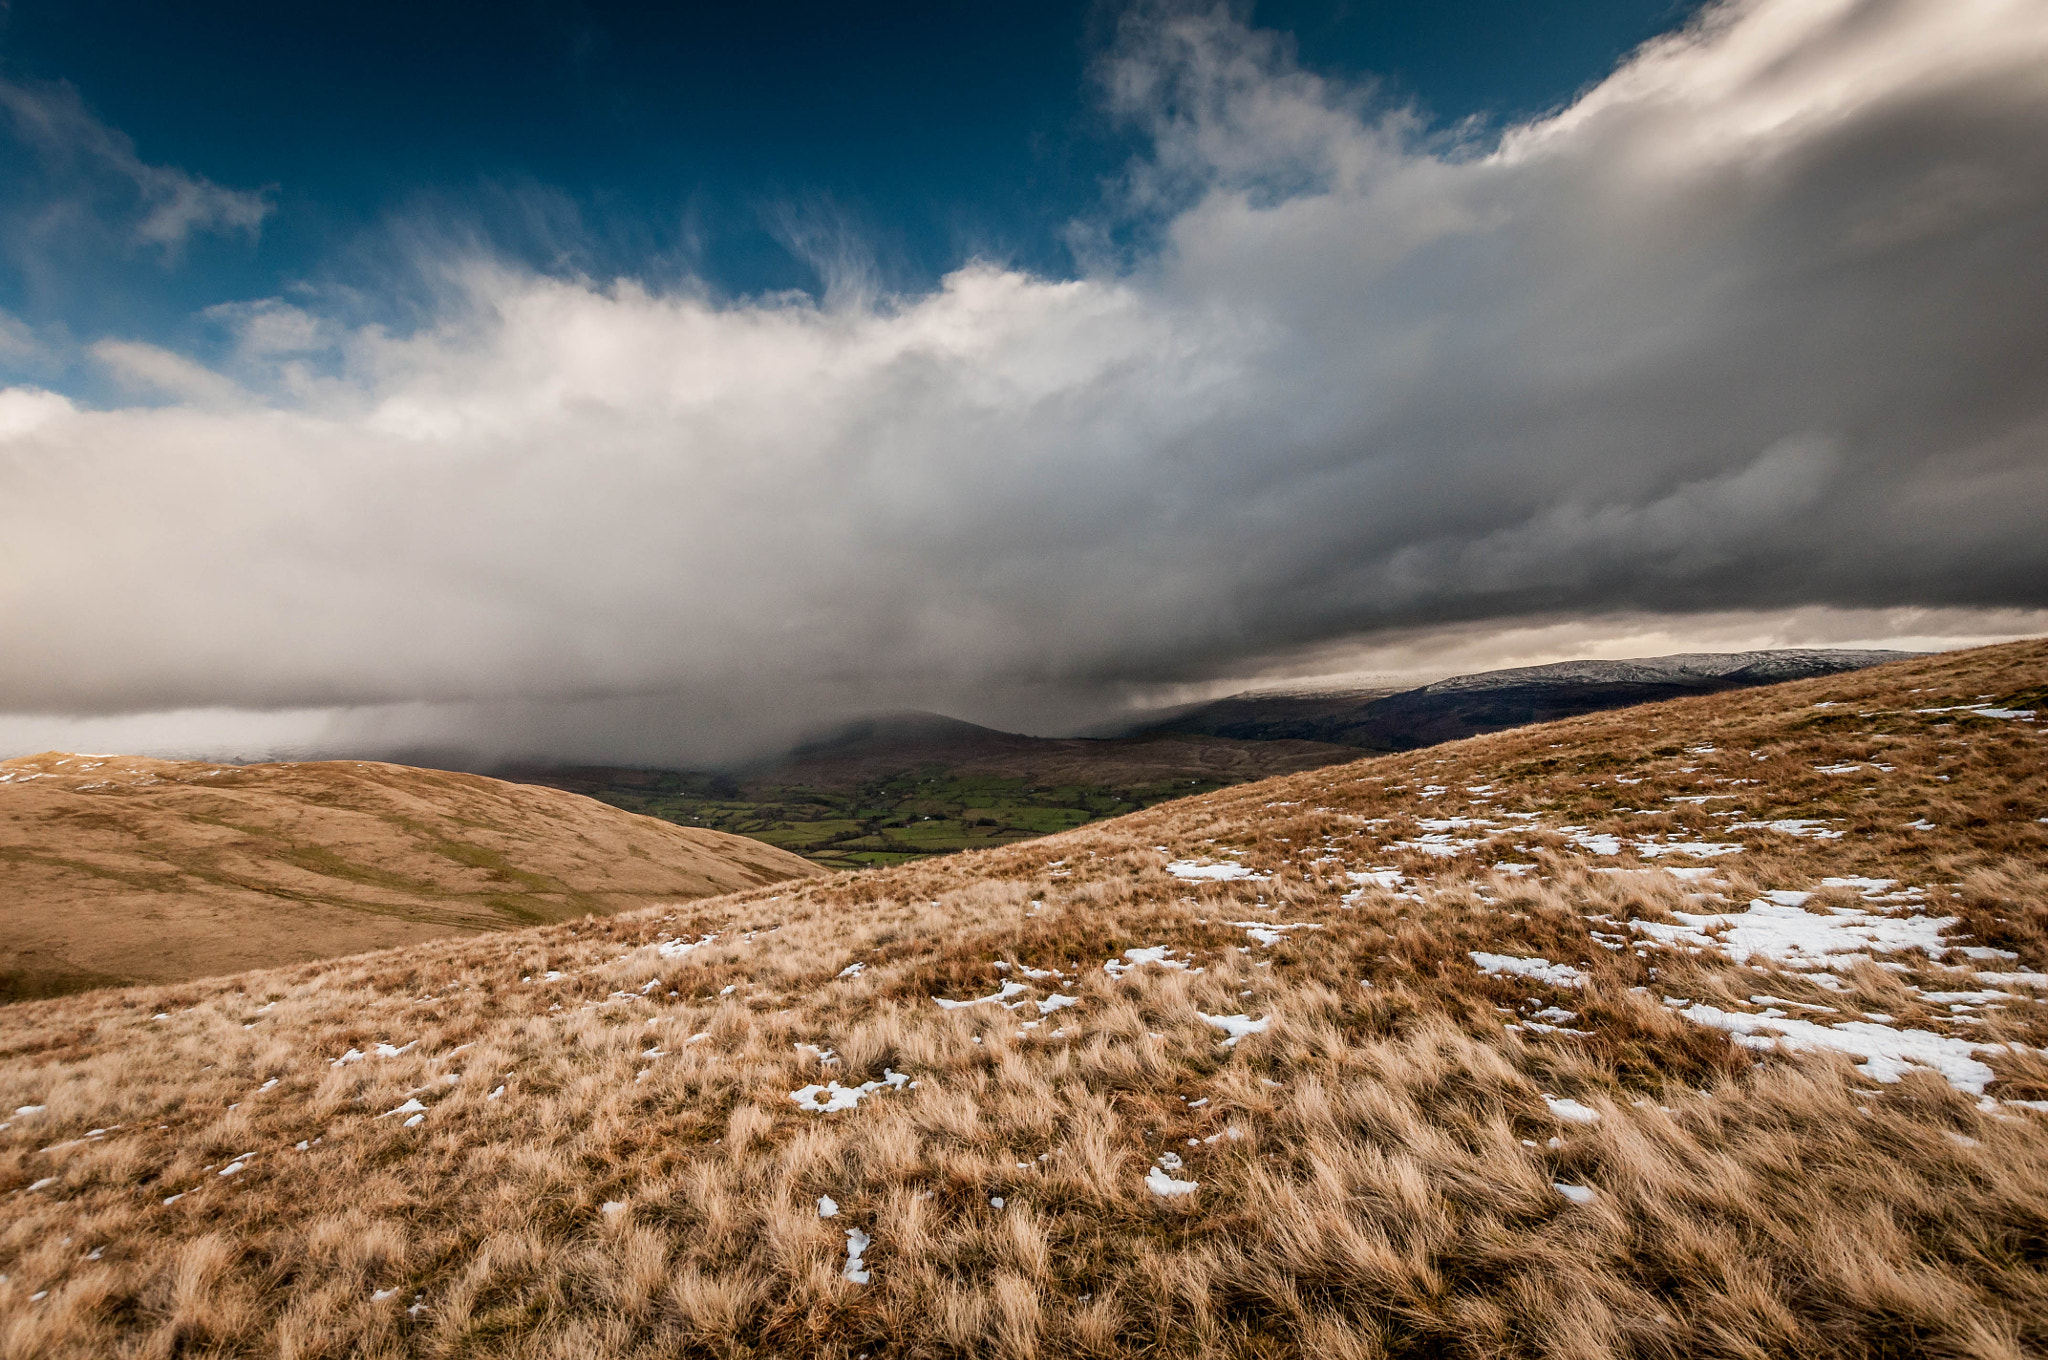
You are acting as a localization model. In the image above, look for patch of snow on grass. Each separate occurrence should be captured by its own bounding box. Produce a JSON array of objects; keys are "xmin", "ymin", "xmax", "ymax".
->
[
  {"xmin": 1729, "ymin": 818, "xmax": 1846, "ymax": 840},
  {"xmin": 1230, "ymin": 921, "xmax": 1324, "ymax": 947},
  {"xmin": 1626, "ymin": 899, "xmax": 1958, "ymax": 969},
  {"xmin": 933, "ymin": 981, "xmax": 1029, "ymax": 1009},
  {"xmin": 1146, "ymin": 1165, "xmax": 1199, "ymax": 1197},
  {"xmin": 1563, "ymin": 828, "xmax": 1623, "ymax": 856},
  {"xmin": 789, "ymin": 1070, "xmax": 911, "ymax": 1113},
  {"xmin": 1542, "ymin": 1094, "xmax": 1601, "ymax": 1124},
  {"xmin": 1553, "ymin": 1182, "xmax": 1597, "ymax": 1205},
  {"xmin": 842, "ymin": 1228, "xmax": 872, "ymax": 1283},
  {"xmin": 1391, "ymin": 834, "xmax": 1482, "ymax": 858},
  {"xmin": 656, "ymin": 934, "xmax": 717, "ymax": 959},
  {"xmin": 1634, "ymin": 840, "xmax": 1745, "ymax": 858},
  {"xmin": 1469, "ymin": 952, "xmax": 1587, "ymax": 989},
  {"xmin": 1104, "ymin": 946, "xmax": 1188, "ymax": 978},
  {"xmin": 1197, "ymin": 1013, "xmax": 1271, "ymax": 1047},
  {"xmin": 1822, "ymin": 876, "xmax": 1897, "ymax": 894},
  {"xmin": 1166, "ymin": 860, "xmax": 1268, "ymax": 882},
  {"xmin": 1678, "ymin": 1004, "xmax": 2002, "ymax": 1094}
]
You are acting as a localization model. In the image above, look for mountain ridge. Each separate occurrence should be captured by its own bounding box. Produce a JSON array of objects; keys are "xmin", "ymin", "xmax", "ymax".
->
[{"xmin": 1142, "ymin": 647, "xmax": 1919, "ymax": 748}]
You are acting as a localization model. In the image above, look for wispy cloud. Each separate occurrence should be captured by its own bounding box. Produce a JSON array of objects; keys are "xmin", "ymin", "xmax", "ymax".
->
[
  {"xmin": 0, "ymin": 77, "xmax": 272, "ymax": 255},
  {"xmin": 0, "ymin": 0, "xmax": 2044, "ymax": 762}
]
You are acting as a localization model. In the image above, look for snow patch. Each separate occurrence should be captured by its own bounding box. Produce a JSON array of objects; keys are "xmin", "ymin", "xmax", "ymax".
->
[
  {"xmin": 1728, "ymin": 818, "xmax": 1845, "ymax": 840},
  {"xmin": 1542, "ymin": 1094, "xmax": 1601, "ymax": 1124},
  {"xmin": 1104, "ymin": 946, "xmax": 1188, "ymax": 978},
  {"xmin": 1678, "ymin": 1004, "xmax": 2003, "ymax": 1094},
  {"xmin": 933, "ymin": 981, "xmax": 1029, "ymax": 1009},
  {"xmin": 1146, "ymin": 1166, "xmax": 1199, "ymax": 1198},
  {"xmin": 657, "ymin": 934, "xmax": 717, "ymax": 959},
  {"xmin": 1166, "ymin": 860, "xmax": 1268, "ymax": 882},
  {"xmin": 1196, "ymin": 1012, "xmax": 1271, "ymax": 1048},
  {"xmin": 1626, "ymin": 899, "xmax": 1957, "ymax": 969},
  {"xmin": 1230, "ymin": 920, "xmax": 1323, "ymax": 948},
  {"xmin": 789, "ymin": 1070, "xmax": 911, "ymax": 1113},
  {"xmin": 842, "ymin": 1228, "xmax": 872, "ymax": 1283},
  {"xmin": 1470, "ymin": 952, "xmax": 1587, "ymax": 989}
]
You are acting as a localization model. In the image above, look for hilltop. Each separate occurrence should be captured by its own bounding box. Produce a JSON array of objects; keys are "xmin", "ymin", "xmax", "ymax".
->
[
  {"xmin": 0, "ymin": 753, "xmax": 819, "ymax": 1000},
  {"xmin": 0, "ymin": 640, "xmax": 2043, "ymax": 1357}
]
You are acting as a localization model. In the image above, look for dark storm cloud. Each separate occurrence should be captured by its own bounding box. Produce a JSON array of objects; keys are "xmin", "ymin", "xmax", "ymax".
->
[{"xmin": 0, "ymin": 0, "xmax": 2043, "ymax": 761}]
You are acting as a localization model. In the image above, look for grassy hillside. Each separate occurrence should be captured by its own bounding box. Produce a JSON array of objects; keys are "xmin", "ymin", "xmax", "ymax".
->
[
  {"xmin": 0, "ymin": 754, "xmax": 820, "ymax": 1000},
  {"xmin": 0, "ymin": 641, "xmax": 2043, "ymax": 1357},
  {"xmin": 505, "ymin": 722, "xmax": 1353, "ymax": 870}
]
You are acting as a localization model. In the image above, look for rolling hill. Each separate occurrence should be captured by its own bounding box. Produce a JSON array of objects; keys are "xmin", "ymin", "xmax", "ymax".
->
[
  {"xmin": 0, "ymin": 753, "xmax": 819, "ymax": 1001},
  {"xmin": 0, "ymin": 640, "xmax": 2043, "ymax": 1357}
]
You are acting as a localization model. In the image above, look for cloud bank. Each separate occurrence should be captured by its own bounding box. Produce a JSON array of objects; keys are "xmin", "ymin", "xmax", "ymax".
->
[{"xmin": 2, "ymin": 0, "xmax": 2045, "ymax": 762}]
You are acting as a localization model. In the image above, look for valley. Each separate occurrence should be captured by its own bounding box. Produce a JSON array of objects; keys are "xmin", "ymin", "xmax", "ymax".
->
[
  {"xmin": 501, "ymin": 715, "xmax": 1355, "ymax": 870},
  {"xmin": 503, "ymin": 652, "xmax": 1912, "ymax": 870}
]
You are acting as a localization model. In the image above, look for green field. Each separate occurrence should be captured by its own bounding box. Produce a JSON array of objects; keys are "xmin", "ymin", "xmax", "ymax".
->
[{"xmin": 567, "ymin": 768, "xmax": 1226, "ymax": 870}]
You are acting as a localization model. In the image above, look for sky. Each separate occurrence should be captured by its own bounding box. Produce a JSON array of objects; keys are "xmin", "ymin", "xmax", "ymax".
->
[{"xmin": 1, "ymin": 0, "xmax": 2045, "ymax": 765}]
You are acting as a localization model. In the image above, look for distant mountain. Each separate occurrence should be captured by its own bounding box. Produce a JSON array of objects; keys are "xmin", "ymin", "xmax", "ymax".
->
[
  {"xmin": 1137, "ymin": 649, "xmax": 1919, "ymax": 750},
  {"xmin": 759, "ymin": 711, "xmax": 1354, "ymax": 788},
  {"xmin": 0, "ymin": 752, "xmax": 819, "ymax": 1000}
]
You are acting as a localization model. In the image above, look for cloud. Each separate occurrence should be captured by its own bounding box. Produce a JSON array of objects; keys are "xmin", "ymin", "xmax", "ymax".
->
[
  {"xmin": 0, "ymin": 79, "xmax": 273, "ymax": 254},
  {"xmin": 88, "ymin": 339, "xmax": 246, "ymax": 406},
  {"xmin": 1, "ymin": 0, "xmax": 2045, "ymax": 763}
]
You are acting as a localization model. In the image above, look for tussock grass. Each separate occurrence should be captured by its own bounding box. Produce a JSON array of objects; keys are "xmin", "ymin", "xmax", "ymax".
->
[{"xmin": 0, "ymin": 641, "xmax": 2044, "ymax": 1357}]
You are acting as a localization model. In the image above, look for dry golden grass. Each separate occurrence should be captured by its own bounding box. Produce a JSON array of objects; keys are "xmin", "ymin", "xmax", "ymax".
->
[
  {"xmin": 0, "ymin": 754, "xmax": 821, "ymax": 999},
  {"xmin": 0, "ymin": 640, "xmax": 2043, "ymax": 1358}
]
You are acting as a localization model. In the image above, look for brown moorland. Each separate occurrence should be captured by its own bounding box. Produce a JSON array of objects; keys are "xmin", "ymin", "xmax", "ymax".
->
[
  {"xmin": 0, "ymin": 754, "xmax": 821, "ymax": 1001},
  {"xmin": 0, "ymin": 639, "xmax": 2043, "ymax": 1358}
]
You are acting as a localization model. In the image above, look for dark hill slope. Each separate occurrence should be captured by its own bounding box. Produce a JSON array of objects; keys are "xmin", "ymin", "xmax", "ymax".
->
[{"xmin": 1147, "ymin": 648, "xmax": 1916, "ymax": 749}]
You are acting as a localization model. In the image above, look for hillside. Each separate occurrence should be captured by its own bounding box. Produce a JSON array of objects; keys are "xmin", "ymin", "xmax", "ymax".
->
[
  {"xmin": 0, "ymin": 640, "xmax": 2044, "ymax": 1357},
  {"xmin": 1145, "ymin": 648, "xmax": 1913, "ymax": 749},
  {"xmin": 0, "ymin": 753, "xmax": 820, "ymax": 1000},
  {"xmin": 503, "ymin": 715, "xmax": 1353, "ymax": 869}
]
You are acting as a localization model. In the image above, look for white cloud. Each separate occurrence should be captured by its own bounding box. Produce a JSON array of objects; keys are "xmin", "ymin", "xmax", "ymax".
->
[
  {"xmin": 89, "ymin": 339, "xmax": 246, "ymax": 406},
  {"xmin": 0, "ymin": 78, "xmax": 272, "ymax": 254},
  {"xmin": 1, "ymin": 0, "xmax": 2044, "ymax": 762}
]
